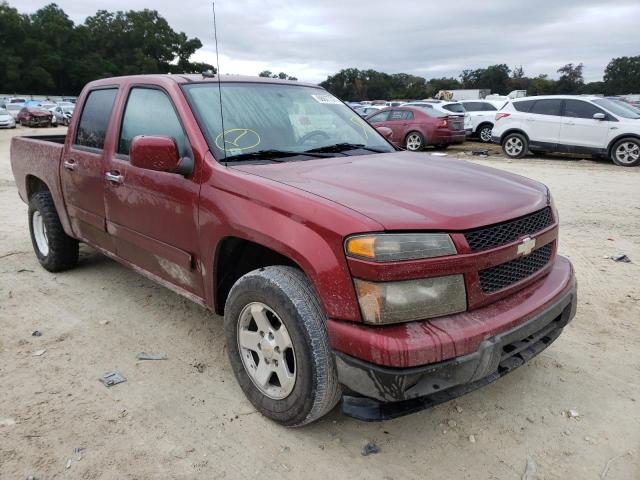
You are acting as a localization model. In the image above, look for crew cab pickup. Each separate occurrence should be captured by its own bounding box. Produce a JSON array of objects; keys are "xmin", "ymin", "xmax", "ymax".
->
[{"xmin": 10, "ymin": 75, "xmax": 577, "ymax": 425}]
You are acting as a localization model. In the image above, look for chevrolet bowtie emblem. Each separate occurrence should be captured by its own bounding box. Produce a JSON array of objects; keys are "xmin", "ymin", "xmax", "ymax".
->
[{"xmin": 517, "ymin": 237, "xmax": 536, "ymax": 256}]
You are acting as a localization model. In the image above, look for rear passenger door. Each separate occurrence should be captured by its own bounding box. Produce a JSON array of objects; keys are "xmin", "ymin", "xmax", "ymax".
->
[
  {"xmin": 382, "ymin": 109, "xmax": 413, "ymax": 144},
  {"xmin": 60, "ymin": 87, "xmax": 118, "ymax": 251},
  {"xmin": 524, "ymin": 99, "xmax": 563, "ymax": 147},
  {"xmin": 104, "ymin": 86, "xmax": 204, "ymax": 296},
  {"xmin": 559, "ymin": 99, "xmax": 612, "ymax": 150}
]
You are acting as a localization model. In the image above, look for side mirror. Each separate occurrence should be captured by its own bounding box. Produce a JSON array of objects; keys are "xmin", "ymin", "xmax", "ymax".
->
[
  {"xmin": 593, "ymin": 113, "xmax": 606, "ymax": 120},
  {"xmin": 376, "ymin": 126, "xmax": 393, "ymax": 140},
  {"xmin": 130, "ymin": 135, "xmax": 187, "ymax": 174}
]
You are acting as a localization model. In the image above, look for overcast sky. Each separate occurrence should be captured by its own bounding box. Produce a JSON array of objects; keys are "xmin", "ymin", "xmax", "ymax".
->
[{"xmin": 17, "ymin": 0, "xmax": 640, "ymax": 85}]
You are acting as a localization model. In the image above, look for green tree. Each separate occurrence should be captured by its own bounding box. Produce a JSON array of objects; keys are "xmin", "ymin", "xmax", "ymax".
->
[
  {"xmin": 528, "ymin": 74, "xmax": 556, "ymax": 95},
  {"xmin": 603, "ymin": 56, "xmax": 640, "ymax": 95},
  {"xmin": 555, "ymin": 63, "xmax": 584, "ymax": 94},
  {"xmin": 258, "ymin": 70, "xmax": 297, "ymax": 81}
]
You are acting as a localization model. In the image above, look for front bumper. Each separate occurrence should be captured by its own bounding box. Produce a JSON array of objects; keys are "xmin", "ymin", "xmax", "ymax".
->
[{"xmin": 334, "ymin": 272, "xmax": 577, "ymax": 421}]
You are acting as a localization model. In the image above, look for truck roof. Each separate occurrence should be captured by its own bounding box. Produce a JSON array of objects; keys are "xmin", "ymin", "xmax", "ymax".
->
[{"xmin": 84, "ymin": 74, "xmax": 320, "ymax": 90}]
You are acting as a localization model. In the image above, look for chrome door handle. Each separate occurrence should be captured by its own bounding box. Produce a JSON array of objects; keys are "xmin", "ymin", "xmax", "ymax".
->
[
  {"xmin": 105, "ymin": 172, "xmax": 123, "ymax": 184},
  {"xmin": 63, "ymin": 160, "xmax": 76, "ymax": 171}
]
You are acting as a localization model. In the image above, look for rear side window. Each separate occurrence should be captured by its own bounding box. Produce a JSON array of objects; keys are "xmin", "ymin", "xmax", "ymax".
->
[
  {"xmin": 367, "ymin": 111, "xmax": 390, "ymax": 123},
  {"xmin": 389, "ymin": 110, "xmax": 405, "ymax": 120},
  {"xmin": 118, "ymin": 88, "xmax": 187, "ymax": 156},
  {"xmin": 75, "ymin": 88, "xmax": 118, "ymax": 150},
  {"xmin": 530, "ymin": 99, "xmax": 562, "ymax": 116},
  {"xmin": 443, "ymin": 103, "xmax": 465, "ymax": 113},
  {"xmin": 479, "ymin": 102, "xmax": 498, "ymax": 111},
  {"xmin": 563, "ymin": 99, "xmax": 605, "ymax": 119},
  {"xmin": 462, "ymin": 102, "xmax": 482, "ymax": 111},
  {"xmin": 513, "ymin": 100, "xmax": 536, "ymax": 112}
]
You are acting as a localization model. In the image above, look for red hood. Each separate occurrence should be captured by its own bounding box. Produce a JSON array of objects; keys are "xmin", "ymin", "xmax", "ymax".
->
[{"xmin": 232, "ymin": 151, "xmax": 548, "ymax": 231}]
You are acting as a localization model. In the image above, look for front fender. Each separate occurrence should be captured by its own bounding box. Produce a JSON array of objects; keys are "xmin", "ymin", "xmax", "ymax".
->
[{"xmin": 198, "ymin": 168, "xmax": 382, "ymax": 321}]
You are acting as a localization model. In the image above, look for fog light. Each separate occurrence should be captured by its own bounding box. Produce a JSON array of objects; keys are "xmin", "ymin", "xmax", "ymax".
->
[{"xmin": 354, "ymin": 275, "xmax": 467, "ymax": 325}]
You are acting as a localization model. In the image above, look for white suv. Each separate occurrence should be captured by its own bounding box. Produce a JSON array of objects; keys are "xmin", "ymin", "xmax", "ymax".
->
[
  {"xmin": 459, "ymin": 100, "xmax": 507, "ymax": 143},
  {"xmin": 492, "ymin": 95, "xmax": 640, "ymax": 167}
]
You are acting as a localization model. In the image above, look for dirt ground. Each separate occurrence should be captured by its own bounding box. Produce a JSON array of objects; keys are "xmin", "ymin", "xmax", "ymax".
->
[{"xmin": 1, "ymin": 125, "xmax": 639, "ymax": 480}]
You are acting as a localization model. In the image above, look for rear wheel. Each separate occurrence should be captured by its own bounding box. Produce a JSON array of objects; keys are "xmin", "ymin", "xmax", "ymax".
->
[
  {"xmin": 28, "ymin": 191, "xmax": 79, "ymax": 272},
  {"xmin": 224, "ymin": 266, "xmax": 341, "ymax": 426},
  {"xmin": 611, "ymin": 138, "xmax": 640, "ymax": 167},
  {"xmin": 477, "ymin": 124, "xmax": 493, "ymax": 143},
  {"xmin": 405, "ymin": 131, "xmax": 424, "ymax": 151},
  {"xmin": 502, "ymin": 133, "xmax": 528, "ymax": 158}
]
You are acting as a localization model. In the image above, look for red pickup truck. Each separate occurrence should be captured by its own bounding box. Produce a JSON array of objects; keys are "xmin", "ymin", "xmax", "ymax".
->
[{"xmin": 10, "ymin": 74, "xmax": 577, "ymax": 426}]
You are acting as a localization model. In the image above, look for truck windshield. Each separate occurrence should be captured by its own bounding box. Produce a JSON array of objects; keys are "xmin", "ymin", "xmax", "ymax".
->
[{"xmin": 182, "ymin": 82, "xmax": 394, "ymax": 161}]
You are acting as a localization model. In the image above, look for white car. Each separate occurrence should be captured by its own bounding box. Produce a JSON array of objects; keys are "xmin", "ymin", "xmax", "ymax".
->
[
  {"xmin": 0, "ymin": 108, "xmax": 17, "ymax": 129},
  {"xmin": 402, "ymin": 100, "xmax": 472, "ymax": 134},
  {"xmin": 492, "ymin": 95, "xmax": 640, "ymax": 167},
  {"xmin": 459, "ymin": 99, "xmax": 507, "ymax": 142}
]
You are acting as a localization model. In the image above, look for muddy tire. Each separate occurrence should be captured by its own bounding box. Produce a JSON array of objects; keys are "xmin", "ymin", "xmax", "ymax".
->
[
  {"xmin": 28, "ymin": 191, "xmax": 79, "ymax": 272},
  {"xmin": 224, "ymin": 266, "xmax": 341, "ymax": 427}
]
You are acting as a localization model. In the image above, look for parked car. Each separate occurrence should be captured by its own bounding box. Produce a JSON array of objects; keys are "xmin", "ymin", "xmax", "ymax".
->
[
  {"xmin": 459, "ymin": 99, "xmax": 507, "ymax": 143},
  {"xmin": 402, "ymin": 100, "xmax": 472, "ymax": 134},
  {"xmin": 49, "ymin": 105, "xmax": 74, "ymax": 126},
  {"xmin": 16, "ymin": 106, "xmax": 53, "ymax": 127},
  {"xmin": 0, "ymin": 108, "xmax": 17, "ymax": 129},
  {"xmin": 10, "ymin": 74, "xmax": 576, "ymax": 425},
  {"xmin": 355, "ymin": 105, "xmax": 384, "ymax": 117},
  {"xmin": 492, "ymin": 95, "xmax": 640, "ymax": 166},
  {"xmin": 366, "ymin": 106, "xmax": 465, "ymax": 150},
  {"xmin": 2, "ymin": 103, "xmax": 23, "ymax": 120}
]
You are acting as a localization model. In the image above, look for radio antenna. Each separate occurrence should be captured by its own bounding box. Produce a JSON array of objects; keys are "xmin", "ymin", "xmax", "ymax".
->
[{"xmin": 212, "ymin": 2, "xmax": 227, "ymax": 160}]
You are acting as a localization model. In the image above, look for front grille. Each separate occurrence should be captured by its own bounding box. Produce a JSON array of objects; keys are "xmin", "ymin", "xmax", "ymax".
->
[
  {"xmin": 464, "ymin": 207, "xmax": 553, "ymax": 252},
  {"xmin": 479, "ymin": 243, "xmax": 553, "ymax": 293}
]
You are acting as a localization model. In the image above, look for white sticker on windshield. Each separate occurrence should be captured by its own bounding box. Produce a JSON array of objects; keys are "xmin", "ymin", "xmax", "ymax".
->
[{"xmin": 311, "ymin": 94, "xmax": 342, "ymax": 105}]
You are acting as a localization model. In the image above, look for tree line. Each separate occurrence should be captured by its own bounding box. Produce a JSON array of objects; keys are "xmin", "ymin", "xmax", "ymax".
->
[
  {"xmin": 0, "ymin": 2, "xmax": 214, "ymax": 95},
  {"xmin": 319, "ymin": 58, "xmax": 640, "ymax": 101}
]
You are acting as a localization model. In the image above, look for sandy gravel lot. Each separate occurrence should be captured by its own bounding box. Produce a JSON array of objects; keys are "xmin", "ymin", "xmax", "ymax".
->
[{"xmin": 1, "ymin": 126, "xmax": 639, "ymax": 479}]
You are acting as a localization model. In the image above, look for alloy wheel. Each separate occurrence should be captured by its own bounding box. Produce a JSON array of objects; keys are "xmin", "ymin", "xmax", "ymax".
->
[
  {"xmin": 504, "ymin": 137, "xmax": 523, "ymax": 156},
  {"xmin": 237, "ymin": 302, "xmax": 296, "ymax": 399},
  {"xmin": 615, "ymin": 141, "xmax": 640, "ymax": 165},
  {"xmin": 480, "ymin": 127, "xmax": 492, "ymax": 142},
  {"xmin": 406, "ymin": 133, "xmax": 422, "ymax": 151}
]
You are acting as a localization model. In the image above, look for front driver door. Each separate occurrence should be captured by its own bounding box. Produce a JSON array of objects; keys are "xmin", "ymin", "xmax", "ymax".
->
[
  {"xmin": 103, "ymin": 85, "xmax": 204, "ymax": 297},
  {"xmin": 559, "ymin": 99, "xmax": 611, "ymax": 150}
]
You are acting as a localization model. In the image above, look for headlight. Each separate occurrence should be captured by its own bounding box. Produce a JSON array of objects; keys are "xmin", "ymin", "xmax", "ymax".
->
[
  {"xmin": 345, "ymin": 233, "xmax": 456, "ymax": 262},
  {"xmin": 354, "ymin": 275, "xmax": 466, "ymax": 325}
]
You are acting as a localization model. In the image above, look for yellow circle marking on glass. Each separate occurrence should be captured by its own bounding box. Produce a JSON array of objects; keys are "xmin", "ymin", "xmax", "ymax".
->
[
  {"xmin": 350, "ymin": 115, "xmax": 369, "ymax": 139},
  {"xmin": 215, "ymin": 128, "xmax": 261, "ymax": 151}
]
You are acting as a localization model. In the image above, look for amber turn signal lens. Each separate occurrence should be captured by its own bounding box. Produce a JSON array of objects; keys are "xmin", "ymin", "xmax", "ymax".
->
[{"xmin": 346, "ymin": 236, "xmax": 376, "ymax": 259}]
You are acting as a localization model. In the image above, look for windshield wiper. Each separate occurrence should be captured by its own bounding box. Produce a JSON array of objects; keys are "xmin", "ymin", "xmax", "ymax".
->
[
  {"xmin": 224, "ymin": 149, "xmax": 331, "ymax": 163},
  {"xmin": 304, "ymin": 143, "xmax": 388, "ymax": 154}
]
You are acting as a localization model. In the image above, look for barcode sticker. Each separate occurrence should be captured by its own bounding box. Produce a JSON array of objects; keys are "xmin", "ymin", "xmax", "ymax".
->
[{"xmin": 311, "ymin": 94, "xmax": 342, "ymax": 105}]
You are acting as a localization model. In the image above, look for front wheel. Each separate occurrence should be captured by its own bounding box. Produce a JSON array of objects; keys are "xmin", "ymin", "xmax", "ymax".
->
[
  {"xmin": 611, "ymin": 138, "xmax": 640, "ymax": 167},
  {"xmin": 502, "ymin": 133, "xmax": 528, "ymax": 158},
  {"xmin": 224, "ymin": 266, "xmax": 341, "ymax": 426},
  {"xmin": 28, "ymin": 191, "xmax": 79, "ymax": 272}
]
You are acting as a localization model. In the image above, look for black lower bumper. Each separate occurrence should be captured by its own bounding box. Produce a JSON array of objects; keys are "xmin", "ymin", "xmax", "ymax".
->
[{"xmin": 336, "ymin": 283, "xmax": 577, "ymax": 421}]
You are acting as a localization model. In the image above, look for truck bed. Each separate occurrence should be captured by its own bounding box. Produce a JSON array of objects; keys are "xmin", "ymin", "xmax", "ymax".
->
[{"xmin": 10, "ymin": 134, "xmax": 73, "ymax": 235}]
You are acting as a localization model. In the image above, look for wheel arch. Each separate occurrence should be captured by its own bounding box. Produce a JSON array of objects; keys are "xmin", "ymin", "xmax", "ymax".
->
[
  {"xmin": 25, "ymin": 174, "xmax": 50, "ymax": 199},
  {"xmin": 213, "ymin": 236, "xmax": 302, "ymax": 315},
  {"xmin": 476, "ymin": 121, "xmax": 494, "ymax": 133},
  {"xmin": 607, "ymin": 133, "xmax": 640, "ymax": 156},
  {"xmin": 500, "ymin": 128, "xmax": 529, "ymax": 144}
]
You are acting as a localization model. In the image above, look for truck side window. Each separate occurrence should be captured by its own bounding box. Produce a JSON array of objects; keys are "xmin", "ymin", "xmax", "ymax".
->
[
  {"xmin": 74, "ymin": 88, "xmax": 117, "ymax": 150},
  {"xmin": 118, "ymin": 88, "xmax": 187, "ymax": 156}
]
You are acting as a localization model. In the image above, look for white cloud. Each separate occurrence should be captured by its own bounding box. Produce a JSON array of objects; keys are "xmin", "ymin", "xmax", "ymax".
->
[{"xmin": 16, "ymin": 0, "xmax": 640, "ymax": 85}]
